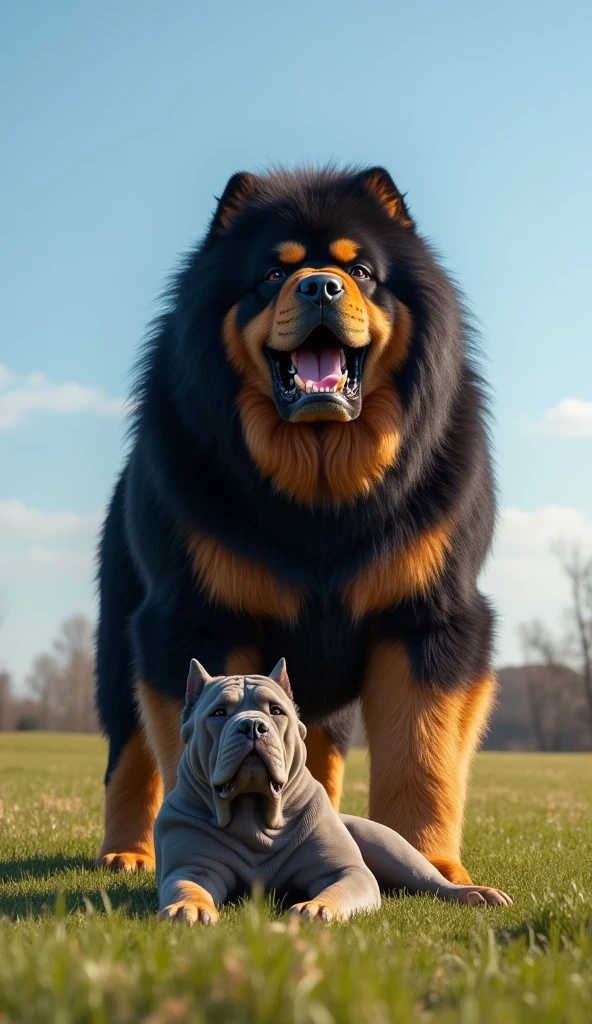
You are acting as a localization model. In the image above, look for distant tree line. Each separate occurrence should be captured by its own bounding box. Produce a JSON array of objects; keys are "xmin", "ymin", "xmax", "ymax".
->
[
  {"xmin": 514, "ymin": 544, "xmax": 592, "ymax": 752},
  {"xmin": 0, "ymin": 542, "xmax": 591, "ymax": 749},
  {"xmin": 0, "ymin": 615, "xmax": 98, "ymax": 733}
]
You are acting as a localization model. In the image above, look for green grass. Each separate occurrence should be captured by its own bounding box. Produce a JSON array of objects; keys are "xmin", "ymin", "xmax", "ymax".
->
[{"xmin": 0, "ymin": 735, "xmax": 591, "ymax": 1023}]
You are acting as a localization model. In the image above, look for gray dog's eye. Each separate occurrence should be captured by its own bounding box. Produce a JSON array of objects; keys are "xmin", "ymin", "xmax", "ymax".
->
[
  {"xmin": 211, "ymin": 707, "xmax": 227, "ymax": 717},
  {"xmin": 269, "ymin": 705, "xmax": 284, "ymax": 716}
]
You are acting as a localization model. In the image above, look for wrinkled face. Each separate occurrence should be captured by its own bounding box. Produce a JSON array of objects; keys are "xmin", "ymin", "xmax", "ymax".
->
[
  {"xmin": 181, "ymin": 675, "xmax": 307, "ymax": 827},
  {"xmin": 221, "ymin": 170, "xmax": 412, "ymax": 425}
]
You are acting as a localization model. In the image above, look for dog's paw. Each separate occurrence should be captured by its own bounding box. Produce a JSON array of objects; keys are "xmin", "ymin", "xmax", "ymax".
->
[
  {"xmin": 428, "ymin": 856, "xmax": 473, "ymax": 885},
  {"xmin": 289, "ymin": 900, "xmax": 340, "ymax": 923},
  {"xmin": 158, "ymin": 900, "xmax": 219, "ymax": 925},
  {"xmin": 457, "ymin": 885, "xmax": 513, "ymax": 907},
  {"xmin": 95, "ymin": 851, "xmax": 155, "ymax": 873}
]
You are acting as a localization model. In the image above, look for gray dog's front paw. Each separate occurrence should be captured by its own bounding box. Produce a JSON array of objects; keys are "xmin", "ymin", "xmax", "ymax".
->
[
  {"xmin": 158, "ymin": 900, "xmax": 219, "ymax": 925},
  {"xmin": 454, "ymin": 885, "xmax": 513, "ymax": 907},
  {"xmin": 289, "ymin": 899, "xmax": 340, "ymax": 922}
]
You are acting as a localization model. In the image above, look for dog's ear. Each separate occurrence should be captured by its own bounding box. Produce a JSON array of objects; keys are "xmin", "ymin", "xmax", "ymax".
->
[
  {"xmin": 182, "ymin": 659, "xmax": 214, "ymax": 736},
  {"xmin": 210, "ymin": 171, "xmax": 259, "ymax": 234},
  {"xmin": 268, "ymin": 658, "xmax": 295, "ymax": 703},
  {"xmin": 186, "ymin": 659, "xmax": 213, "ymax": 704},
  {"xmin": 357, "ymin": 166, "xmax": 413, "ymax": 227}
]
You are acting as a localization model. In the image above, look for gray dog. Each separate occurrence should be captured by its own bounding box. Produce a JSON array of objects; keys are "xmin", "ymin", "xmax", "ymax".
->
[{"xmin": 155, "ymin": 661, "xmax": 511, "ymax": 923}]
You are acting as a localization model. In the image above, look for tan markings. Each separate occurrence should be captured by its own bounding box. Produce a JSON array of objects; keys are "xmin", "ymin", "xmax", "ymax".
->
[
  {"xmin": 96, "ymin": 731, "xmax": 163, "ymax": 871},
  {"xmin": 237, "ymin": 384, "xmax": 321, "ymax": 503},
  {"xmin": 362, "ymin": 642, "xmax": 497, "ymax": 883},
  {"xmin": 322, "ymin": 382, "xmax": 403, "ymax": 502},
  {"xmin": 329, "ymin": 238, "xmax": 360, "ymax": 263},
  {"xmin": 224, "ymin": 646, "xmax": 262, "ymax": 676},
  {"xmin": 365, "ymin": 172, "xmax": 412, "ymax": 225},
  {"xmin": 345, "ymin": 520, "xmax": 453, "ymax": 618},
  {"xmin": 137, "ymin": 682, "xmax": 184, "ymax": 795},
  {"xmin": 224, "ymin": 282, "xmax": 414, "ymax": 504},
  {"xmin": 158, "ymin": 880, "xmax": 220, "ymax": 924},
  {"xmin": 187, "ymin": 531, "xmax": 302, "ymax": 623},
  {"xmin": 428, "ymin": 857, "xmax": 473, "ymax": 886},
  {"xmin": 268, "ymin": 266, "xmax": 370, "ymax": 354},
  {"xmin": 237, "ymin": 379, "xmax": 403, "ymax": 505},
  {"xmin": 223, "ymin": 304, "xmax": 274, "ymax": 389},
  {"xmin": 276, "ymin": 240, "xmax": 306, "ymax": 264},
  {"xmin": 305, "ymin": 725, "xmax": 345, "ymax": 809},
  {"xmin": 362, "ymin": 299, "xmax": 413, "ymax": 392}
]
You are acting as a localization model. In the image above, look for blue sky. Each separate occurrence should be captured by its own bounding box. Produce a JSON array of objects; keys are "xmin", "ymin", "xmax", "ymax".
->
[{"xmin": 1, "ymin": 0, "xmax": 591, "ymax": 687}]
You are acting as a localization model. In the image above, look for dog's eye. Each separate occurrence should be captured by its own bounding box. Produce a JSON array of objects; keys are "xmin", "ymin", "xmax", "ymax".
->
[
  {"xmin": 265, "ymin": 267, "xmax": 286, "ymax": 283},
  {"xmin": 211, "ymin": 707, "xmax": 227, "ymax": 717},
  {"xmin": 349, "ymin": 265, "xmax": 372, "ymax": 280},
  {"xmin": 269, "ymin": 705, "xmax": 284, "ymax": 716}
]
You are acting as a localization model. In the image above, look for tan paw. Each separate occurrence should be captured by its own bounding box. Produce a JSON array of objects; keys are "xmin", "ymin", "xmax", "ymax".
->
[
  {"xmin": 462, "ymin": 886, "xmax": 513, "ymax": 907},
  {"xmin": 289, "ymin": 900, "xmax": 339, "ymax": 923},
  {"xmin": 158, "ymin": 900, "xmax": 219, "ymax": 925},
  {"xmin": 95, "ymin": 851, "xmax": 155, "ymax": 872},
  {"xmin": 428, "ymin": 856, "xmax": 473, "ymax": 885}
]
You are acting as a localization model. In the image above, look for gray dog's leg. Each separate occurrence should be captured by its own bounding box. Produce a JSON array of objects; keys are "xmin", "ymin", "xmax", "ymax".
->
[{"xmin": 340, "ymin": 815, "xmax": 512, "ymax": 906}]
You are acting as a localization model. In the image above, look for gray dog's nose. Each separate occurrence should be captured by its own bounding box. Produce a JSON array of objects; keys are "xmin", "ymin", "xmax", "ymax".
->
[{"xmin": 236, "ymin": 717, "xmax": 270, "ymax": 738}]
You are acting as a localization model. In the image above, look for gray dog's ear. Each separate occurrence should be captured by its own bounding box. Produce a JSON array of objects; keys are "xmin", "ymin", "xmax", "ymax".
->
[
  {"xmin": 186, "ymin": 659, "xmax": 213, "ymax": 703},
  {"xmin": 268, "ymin": 658, "xmax": 295, "ymax": 702}
]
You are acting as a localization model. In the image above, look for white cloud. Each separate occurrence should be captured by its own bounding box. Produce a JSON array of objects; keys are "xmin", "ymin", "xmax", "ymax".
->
[
  {"xmin": 496, "ymin": 504, "xmax": 592, "ymax": 552},
  {"xmin": 0, "ymin": 499, "xmax": 103, "ymax": 538},
  {"xmin": 0, "ymin": 363, "xmax": 128, "ymax": 430},
  {"xmin": 483, "ymin": 504, "xmax": 592, "ymax": 664},
  {"xmin": 527, "ymin": 398, "xmax": 592, "ymax": 438},
  {"xmin": 0, "ymin": 547, "xmax": 94, "ymax": 573}
]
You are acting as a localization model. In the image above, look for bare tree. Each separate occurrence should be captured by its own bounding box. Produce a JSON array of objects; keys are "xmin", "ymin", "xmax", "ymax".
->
[
  {"xmin": 554, "ymin": 543, "xmax": 592, "ymax": 731},
  {"xmin": 0, "ymin": 605, "xmax": 11, "ymax": 730},
  {"xmin": 26, "ymin": 616, "xmax": 98, "ymax": 732},
  {"xmin": 518, "ymin": 619, "xmax": 570, "ymax": 751},
  {"xmin": 0, "ymin": 670, "xmax": 12, "ymax": 731},
  {"xmin": 519, "ymin": 621, "xmax": 549, "ymax": 751},
  {"xmin": 27, "ymin": 653, "xmax": 62, "ymax": 729}
]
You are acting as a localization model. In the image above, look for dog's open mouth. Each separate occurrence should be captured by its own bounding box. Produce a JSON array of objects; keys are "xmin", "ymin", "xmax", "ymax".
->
[{"xmin": 265, "ymin": 325, "xmax": 368, "ymax": 423}]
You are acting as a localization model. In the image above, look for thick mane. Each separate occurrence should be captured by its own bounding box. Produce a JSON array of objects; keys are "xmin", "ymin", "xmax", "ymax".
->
[{"xmin": 126, "ymin": 166, "xmax": 493, "ymax": 592}]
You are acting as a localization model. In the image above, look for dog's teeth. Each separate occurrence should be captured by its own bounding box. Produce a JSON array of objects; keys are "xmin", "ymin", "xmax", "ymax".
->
[
  {"xmin": 306, "ymin": 382, "xmax": 313, "ymax": 394},
  {"xmin": 294, "ymin": 373, "xmax": 305, "ymax": 392},
  {"xmin": 312, "ymin": 385, "xmax": 319, "ymax": 393}
]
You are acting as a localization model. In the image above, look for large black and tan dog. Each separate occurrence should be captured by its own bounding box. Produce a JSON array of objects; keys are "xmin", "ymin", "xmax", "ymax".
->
[{"xmin": 96, "ymin": 166, "xmax": 496, "ymax": 885}]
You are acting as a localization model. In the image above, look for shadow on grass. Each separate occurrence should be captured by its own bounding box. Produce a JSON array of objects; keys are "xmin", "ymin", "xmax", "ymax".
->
[
  {"xmin": 0, "ymin": 854, "xmax": 159, "ymax": 920},
  {"xmin": 500, "ymin": 908, "xmax": 592, "ymax": 948},
  {"xmin": 0, "ymin": 880, "xmax": 158, "ymax": 920},
  {"xmin": 0, "ymin": 854, "xmax": 96, "ymax": 882}
]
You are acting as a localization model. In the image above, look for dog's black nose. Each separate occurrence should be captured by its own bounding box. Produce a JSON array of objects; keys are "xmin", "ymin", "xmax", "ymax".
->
[
  {"xmin": 236, "ymin": 717, "xmax": 270, "ymax": 738},
  {"xmin": 297, "ymin": 273, "xmax": 344, "ymax": 307}
]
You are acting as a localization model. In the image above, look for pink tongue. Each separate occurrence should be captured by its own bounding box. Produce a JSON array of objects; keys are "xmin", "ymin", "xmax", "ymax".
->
[{"xmin": 296, "ymin": 347, "xmax": 343, "ymax": 388}]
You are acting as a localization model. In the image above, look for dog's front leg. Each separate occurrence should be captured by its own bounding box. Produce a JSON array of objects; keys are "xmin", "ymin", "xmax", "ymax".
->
[{"xmin": 289, "ymin": 865, "xmax": 381, "ymax": 922}]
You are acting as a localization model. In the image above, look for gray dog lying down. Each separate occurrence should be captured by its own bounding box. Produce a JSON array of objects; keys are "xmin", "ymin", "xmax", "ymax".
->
[{"xmin": 155, "ymin": 661, "xmax": 512, "ymax": 924}]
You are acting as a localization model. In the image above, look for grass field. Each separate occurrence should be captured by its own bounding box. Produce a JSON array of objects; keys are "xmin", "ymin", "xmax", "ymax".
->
[{"xmin": 0, "ymin": 735, "xmax": 591, "ymax": 1023}]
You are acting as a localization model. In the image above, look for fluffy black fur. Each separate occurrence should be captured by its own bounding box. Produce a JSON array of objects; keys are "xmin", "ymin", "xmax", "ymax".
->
[{"xmin": 96, "ymin": 165, "xmax": 496, "ymax": 781}]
